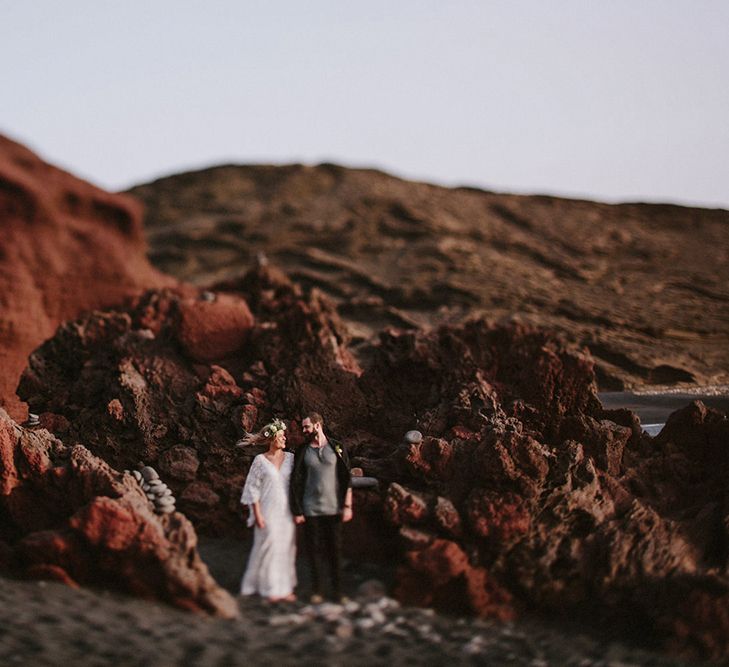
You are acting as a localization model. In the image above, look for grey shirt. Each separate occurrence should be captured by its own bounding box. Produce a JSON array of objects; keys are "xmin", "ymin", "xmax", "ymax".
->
[{"xmin": 302, "ymin": 442, "xmax": 340, "ymax": 516}]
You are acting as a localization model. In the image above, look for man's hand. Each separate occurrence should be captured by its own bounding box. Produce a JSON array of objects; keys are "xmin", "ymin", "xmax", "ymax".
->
[
  {"xmin": 342, "ymin": 507, "xmax": 353, "ymax": 523},
  {"xmin": 294, "ymin": 515, "xmax": 306, "ymax": 525}
]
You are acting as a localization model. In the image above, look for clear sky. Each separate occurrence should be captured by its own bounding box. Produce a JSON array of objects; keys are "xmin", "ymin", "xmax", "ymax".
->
[{"xmin": 2, "ymin": 1, "xmax": 728, "ymax": 207}]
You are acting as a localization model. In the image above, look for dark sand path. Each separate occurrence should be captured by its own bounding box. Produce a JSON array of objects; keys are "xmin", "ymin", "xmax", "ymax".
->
[{"xmin": 0, "ymin": 572, "xmax": 698, "ymax": 666}]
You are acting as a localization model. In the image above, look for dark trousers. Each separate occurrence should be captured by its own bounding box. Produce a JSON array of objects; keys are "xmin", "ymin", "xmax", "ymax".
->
[{"xmin": 303, "ymin": 515, "xmax": 342, "ymax": 599}]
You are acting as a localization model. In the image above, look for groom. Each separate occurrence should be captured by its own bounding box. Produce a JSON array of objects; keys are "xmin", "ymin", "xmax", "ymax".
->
[{"xmin": 290, "ymin": 412, "xmax": 353, "ymax": 602}]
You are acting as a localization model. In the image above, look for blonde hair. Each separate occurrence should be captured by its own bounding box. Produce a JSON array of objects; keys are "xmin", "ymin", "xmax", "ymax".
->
[{"xmin": 236, "ymin": 418, "xmax": 287, "ymax": 448}]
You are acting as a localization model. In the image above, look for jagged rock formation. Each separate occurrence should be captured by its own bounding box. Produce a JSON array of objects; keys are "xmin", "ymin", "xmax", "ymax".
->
[
  {"xmin": 17, "ymin": 266, "xmax": 360, "ymax": 535},
  {"xmin": 16, "ymin": 263, "xmax": 729, "ymax": 660},
  {"xmin": 129, "ymin": 163, "xmax": 729, "ymax": 391},
  {"xmin": 0, "ymin": 133, "xmax": 174, "ymax": 420},
  {"xmin": 0, "ymin": 409, "xmax": 238, "ymax": 618}
]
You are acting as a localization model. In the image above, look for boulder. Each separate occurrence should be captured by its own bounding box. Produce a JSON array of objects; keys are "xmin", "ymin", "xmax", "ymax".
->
[
  {"xmin": 0, "ymin": 409, "xmax": 237, "ymax": 617},
  {"xmin": 176, "ymin": 294, "xmax": 255, "ymax": 362}
]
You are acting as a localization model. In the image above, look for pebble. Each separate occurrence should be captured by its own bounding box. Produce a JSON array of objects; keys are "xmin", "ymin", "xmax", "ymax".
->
[
  {"xmin": 366, "ymin": 608, "xmax": 386, "ymax": 624},
  {"xmin": 382, "ymin": 622, "xmax": 409, "ymax": 638},
  {"xmin": 316, "ymin": 603, "xmax": 344, "ymax": 622},
  {"xmin": 355, "ymin": 618, "xmax": 376, "ymax": 631},
  {"xmin": 376, "ymin": 596, "xmax": 399, "ymax": 610},
  {"xmin": 343, "ymin": 600, "xmax": 360, "ymax": 614},
  {"xmin": 334, "ymin": 621, "xmax": 353, "ymax": 640},
  {"xmin": 268, "ymin": 614, "xmax": 306, "ymax": 627},
  {"xmin": 132, "ymin": 465, "xmax": 177, "ymax": 515},
  {"xmin": 463, "ymin": 635, "xmax": 486, "ymax": 655},
  {"xmin": 140, "ymin": 466, "xmax": 159, "ymax": 481}
]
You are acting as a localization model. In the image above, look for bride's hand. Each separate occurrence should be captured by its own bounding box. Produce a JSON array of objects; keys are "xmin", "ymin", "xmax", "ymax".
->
[{"xmin": 255, "ymin": 515, "xmax": 266, "ymax": 529}]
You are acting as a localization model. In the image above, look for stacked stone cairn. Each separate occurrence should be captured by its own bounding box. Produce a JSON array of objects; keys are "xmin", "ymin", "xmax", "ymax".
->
[{"xmin": 125, "ymin": 465, "xmax": 177, "ymax": 514}]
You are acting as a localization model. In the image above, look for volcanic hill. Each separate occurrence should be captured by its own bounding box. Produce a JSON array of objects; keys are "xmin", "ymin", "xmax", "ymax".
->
[{"xmin": 129, "ymin": 164, "xmax": 729, "ymax": 393}]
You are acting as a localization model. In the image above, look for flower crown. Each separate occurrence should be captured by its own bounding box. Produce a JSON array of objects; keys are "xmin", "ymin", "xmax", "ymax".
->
[{"xmin": 262, "ymin": 418, "xmax": 286, "ymax": 439}]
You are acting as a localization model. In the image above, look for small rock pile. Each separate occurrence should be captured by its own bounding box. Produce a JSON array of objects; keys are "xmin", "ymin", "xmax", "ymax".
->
[{"xmin": 126, "ymin": 465, "xmax": 177, "ymax": 514}]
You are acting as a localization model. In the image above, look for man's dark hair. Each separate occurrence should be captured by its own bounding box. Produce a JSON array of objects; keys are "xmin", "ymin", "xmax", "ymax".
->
[{"xmin": 306, "ymin": 411, "xmax": 324, "ymax": 427}]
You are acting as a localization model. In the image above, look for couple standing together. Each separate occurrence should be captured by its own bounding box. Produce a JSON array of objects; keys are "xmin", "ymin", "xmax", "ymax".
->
[{"xmin": 238, "ymin": 412, "xmax": 353, "ymax": 603}]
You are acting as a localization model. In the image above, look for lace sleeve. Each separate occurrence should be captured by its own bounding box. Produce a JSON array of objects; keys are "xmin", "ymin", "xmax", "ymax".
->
[{"xmin": 241, "ymin": 456, "xmax": 263, "ymax": 506}]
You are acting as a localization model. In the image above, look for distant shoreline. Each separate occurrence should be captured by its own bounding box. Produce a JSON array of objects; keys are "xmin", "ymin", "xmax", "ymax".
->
[{"xmin": 599, "ymin": 389, "xmax": 729, "ymax": 424}]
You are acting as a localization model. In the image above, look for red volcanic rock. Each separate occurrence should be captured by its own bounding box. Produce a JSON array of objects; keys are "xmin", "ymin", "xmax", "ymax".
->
[
  {"xmin": 158, "ymin": 445, "xmax": 200, "ymax": 481},
  {"xmin": 467, "ymin": 431, "xmax": 551, "ymax": 500},
  {"xmin": 384, "ymin": 483, "xmax": 430, "ymax": 526},
  {"xmin": 0, "ymin": 134, "xmax": 174, "ymax": 420},
  {"xmin": 433, "ymin": 496, "xmax": 462, "ymax": 537},
  {"xmin": 396, "ymin": 536, "xmax": 514, "ymax": 619},
  {"xmin": 176, "ymin": 294, "xmax": 254, "ymax": 362},
  {"xmin": 358, "ymin": 321, "xmax": 600, "ymax": 448},
  {"xmin": 16, "ymin": 268, "xmax": 366, "ymax": 536},
  {"xmin": 406, "ymin": 538, "xmax": 468, "ymax": 588},
  {"xmin": 619, "ymin": 400, "xmax": 729, "ymax": 558},
  {"xmin": 655, "ymin": 399, "xmax": 729, "ymax": 466},
  {"xmin": 180, "ymin": 481, "xmax": 221, "ymax": 508},
  {"xmin": 560, "ymin": 414, "xmax": 631, "ymax": 475},
  {"xmin": 403, "ymin": 436, "xmax": 454, "ymax": 481},
  {"xmin": 0, "ymin": 409, "xmax": 237, "ymax": 617},
  {"xmin": 463, "ymin": 566, "xmax": 515, "ymax": 623},
  {"xmin": 466, "ymin": 489, "xmax": 531, "ymax": 544}
]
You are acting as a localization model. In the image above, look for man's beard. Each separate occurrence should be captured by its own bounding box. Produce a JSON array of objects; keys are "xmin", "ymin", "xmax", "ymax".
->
[{"xmin": 305, "ymin": 429, "xmax": 318, "ymax": 444}]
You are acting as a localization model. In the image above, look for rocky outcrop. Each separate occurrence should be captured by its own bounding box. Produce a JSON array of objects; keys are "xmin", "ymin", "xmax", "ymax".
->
[
  {"xmin": 14, "ymin": 260, "xmax": 729, "ymax": 660},
  {"xmin": 0, "ymin": 409, "xmax": 237, "ymax": 617},
  {"xmin": 17, "ymin": 266, "xmax": 363, "ymax": 535},
  {"xmin": 0, "ymin": 134, "xmax": 174, "ymax": 420},
  {"xmin": 357, "ymin": 323, "xmax": 729, "ymax": 660}
]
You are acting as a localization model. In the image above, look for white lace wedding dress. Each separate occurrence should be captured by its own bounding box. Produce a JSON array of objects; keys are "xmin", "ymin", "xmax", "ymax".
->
[{"xmin": 239, "ymin": 452, "xmax": 297, "ymax": 598}]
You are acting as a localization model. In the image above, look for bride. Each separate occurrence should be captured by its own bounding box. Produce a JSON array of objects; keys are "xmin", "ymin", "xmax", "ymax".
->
[{"xmin": 237, "ymin": 418, "xmax": 296, "ymax": 601}]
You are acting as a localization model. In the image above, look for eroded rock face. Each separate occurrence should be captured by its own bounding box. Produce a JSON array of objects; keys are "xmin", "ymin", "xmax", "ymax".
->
[
  {"xmin": 0, "ymin": 409, "xmax": 237, "ymax": 618},
  {"xmin": 15, "ymin": 264, "xmax": 729, "ymax": 660},
  {"xmin": 353, "ymin": 325, "xmax": 729, "ymax": 660},
  {"xmin": 0, "ymin": 134, "xmax": 174, "ymax": 420}
]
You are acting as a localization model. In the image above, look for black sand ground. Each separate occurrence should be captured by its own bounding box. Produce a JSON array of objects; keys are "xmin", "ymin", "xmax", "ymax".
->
[{"xmin": 0, "ymin": 570, "xmax": 699, "ymax": 666}]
